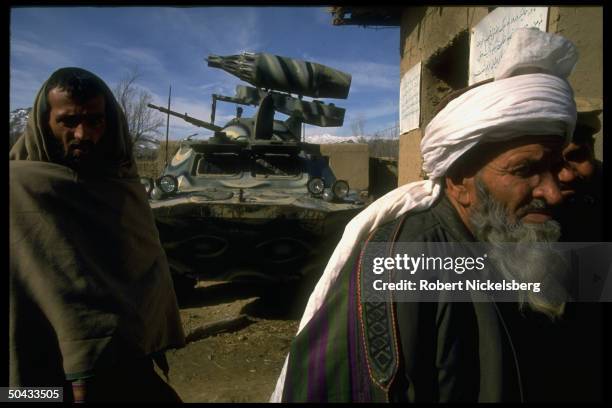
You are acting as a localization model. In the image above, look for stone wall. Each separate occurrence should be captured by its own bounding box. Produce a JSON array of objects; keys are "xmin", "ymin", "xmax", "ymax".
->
[{"xmin": 549, "ymin": 6, "xmax": 603, "ymax": 160}]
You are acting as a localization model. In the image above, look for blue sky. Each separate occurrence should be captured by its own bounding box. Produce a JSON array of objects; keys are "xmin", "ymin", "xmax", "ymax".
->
[{"xmin": 10, "ymin": 7, "xmax": 400, "ymax": 140}]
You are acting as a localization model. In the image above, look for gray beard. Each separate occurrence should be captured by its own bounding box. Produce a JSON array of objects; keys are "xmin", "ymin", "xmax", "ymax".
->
[{"xmin": 469, "ymin": 177, "xmax": 569, "ymax": 319}]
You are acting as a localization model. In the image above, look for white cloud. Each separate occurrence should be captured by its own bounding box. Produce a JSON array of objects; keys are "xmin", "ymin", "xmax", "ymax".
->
[
  {"xmin": 198, "ymin": 82, "xmax": 220, "ymax": 92},
  {"xmin": 302, "ymin": 53, "xmax": 398, "ymax": 93},
  {"xmin": 197, "ymin": 81, "xmax": 236, "ymax": 97},
  {"xmin": 10, "ymin": 38, "xmax": 76, "ymax": 68},
  {"xmin": 348, "ymin": 62, "xmax": 398, "ymax": 92},
  {"xmin": 155, "ymin": 8, "xmax": 264, "ymax": 56},
  {"xmin": 9, "ymin": 37, "xmax": 81, "ymax": 110},
  {"xmin": 9, "ymin": 68, "xmax": 46, "ymax": 110},
  {"xmin": 346, "ymin": 102, "xmax": 398, "ymax": 122},
  {"xmin": 85, "ymin": 42, "xmax": 166, "ymax": 75},
  {"xmin": 228, "ymin": 8, "xmax": 264, "ymax": 54},
  {"xmin": 170, "ymin": 96, "xmax": 211, "ymax": 121}
]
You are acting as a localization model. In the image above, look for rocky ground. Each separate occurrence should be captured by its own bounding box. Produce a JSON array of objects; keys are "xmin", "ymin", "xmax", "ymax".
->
[{"xmin": 160, "ymin": 278, "xmax": 319, "ymax": 402}]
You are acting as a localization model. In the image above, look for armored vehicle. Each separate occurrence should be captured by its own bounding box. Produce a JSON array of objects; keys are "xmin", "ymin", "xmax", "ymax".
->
[{"xmin": 141, "ymin": 52, "xmax": 366, "ymax": 285}]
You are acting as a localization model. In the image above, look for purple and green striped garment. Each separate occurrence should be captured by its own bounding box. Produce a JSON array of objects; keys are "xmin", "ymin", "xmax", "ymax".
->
[{"xmin": 281, "ymin": 219, "xmax": 403, "ymax": 403}]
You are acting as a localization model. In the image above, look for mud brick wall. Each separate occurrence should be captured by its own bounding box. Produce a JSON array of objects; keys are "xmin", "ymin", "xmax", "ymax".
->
[
  {"xmin": 319, "ymin": 143, "xmax": 369, "ymax": 192},
  {"xmin": 397, "ymin": 6, "xmax": 603, "ymax": 185}
]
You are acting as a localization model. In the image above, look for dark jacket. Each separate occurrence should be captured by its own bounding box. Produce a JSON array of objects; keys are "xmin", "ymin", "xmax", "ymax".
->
[
  {"xmin": 281, "ymin": 194, "xmax": 602, "ymax": 402},
  {"xmin": 389, "ymin": 195, "xmax": 523, "ymax": 402},
  {"xmin": 391, "ymin": 195, "xmax": 603, "ymax": 402},
  {"xmin": 282, "ymin": 195, "xmax": 521, "ymax": 402}
]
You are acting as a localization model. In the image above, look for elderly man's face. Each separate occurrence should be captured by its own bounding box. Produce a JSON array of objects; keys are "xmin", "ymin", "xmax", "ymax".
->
[
  {"xmin": 47, "ymin": 87, "xmax": 106, "ymax": 167},
  {"xmin": 454, "ymin": 136, "xmax": 568, "ymax": 318},
  {"xmin": 469, "ymin": 136, "xmax": 564, "ymax": 225}
]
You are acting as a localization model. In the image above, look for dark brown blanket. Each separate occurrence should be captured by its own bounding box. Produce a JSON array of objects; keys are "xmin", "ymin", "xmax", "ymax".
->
[{"xmin": 9, "ymin": 68, "xmax": 185, "ymax": 385}]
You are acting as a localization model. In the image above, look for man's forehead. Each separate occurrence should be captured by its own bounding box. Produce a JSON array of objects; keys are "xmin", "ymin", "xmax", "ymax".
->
[
  {"xmin": 482, "ymin": 135, "xmax": 564, "ymax": 158},
  {"xmin": 47, "ymin": 87, "xmax": 106, "ymax": 112},
  {"xmin": 446, "ymin": 135, "xmax": 565, "ymax": 178}
]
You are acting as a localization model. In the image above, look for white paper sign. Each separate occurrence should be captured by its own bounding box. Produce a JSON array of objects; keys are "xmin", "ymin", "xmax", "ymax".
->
[
  {"xmin": 469, "ymin": 7, "xmax": 548, "ymax": 85},
  {"xmin": 399, "ymin": 61, "xmax": 421, "ymax": 134}
]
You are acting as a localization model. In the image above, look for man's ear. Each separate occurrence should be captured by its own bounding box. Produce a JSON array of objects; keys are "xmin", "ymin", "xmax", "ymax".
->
[{"xmin": 445, "ymin": 173, "xmax": 474, "ymax": 207}]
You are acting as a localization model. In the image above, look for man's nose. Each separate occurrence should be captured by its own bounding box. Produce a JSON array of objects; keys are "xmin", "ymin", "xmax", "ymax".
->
[
  {"xmin": 558, "ymin": 163, "xmax": 577, "ymax": 185},
  {"xmin": 73, "ymin": 122, "xmax": 91, "ymax": 141},
  {"xmin": 534, "ymin": 171, "xmax": 563, "ymax": 206}
]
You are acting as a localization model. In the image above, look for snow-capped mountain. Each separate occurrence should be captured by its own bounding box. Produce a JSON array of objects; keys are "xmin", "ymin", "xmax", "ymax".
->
[
  {"xmin": 303, "ymin": 134, "xmax": 360, "ymax": 144},
  {"xmin": 9, "ymin": 107, "xmax": 31, "ymax": 146},
  {"xmin": 10, "ymin": 107, "xmax": 30, "ymax": 129},
  {"xmin": 304, "ymin": 132, "xmax": 399, "ymax": 144}
]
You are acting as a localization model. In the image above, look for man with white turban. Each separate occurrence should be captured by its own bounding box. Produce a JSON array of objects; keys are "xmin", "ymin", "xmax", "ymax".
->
[{"xmin": 270, "ymin": 28, "xmax": 595, "ymax": 402}]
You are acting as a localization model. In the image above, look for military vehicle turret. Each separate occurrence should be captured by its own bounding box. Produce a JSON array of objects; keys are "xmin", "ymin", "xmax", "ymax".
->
[{"xmin": 141, "ymin": 52, "xmax": 367, "ymax": 286}]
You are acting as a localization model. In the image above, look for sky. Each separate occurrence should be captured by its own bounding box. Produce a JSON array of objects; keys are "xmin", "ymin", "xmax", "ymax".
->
[{"xmin": 10, "ymin": 6, "xmax": 400, "ymax": 140}]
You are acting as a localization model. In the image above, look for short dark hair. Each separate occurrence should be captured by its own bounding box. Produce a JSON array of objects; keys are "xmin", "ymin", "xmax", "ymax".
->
[
  {"xmin": 44, "ymin": 67, "xmax": 106, "ymax": 103},
  {"xmin": 573, "ymin": 123, "xmax": 596, "ymax": 147}
]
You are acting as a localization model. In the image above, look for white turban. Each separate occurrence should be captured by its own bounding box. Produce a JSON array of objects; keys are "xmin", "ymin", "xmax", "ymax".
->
[
  {"xmin": 423, "ymin": 73, "xmax": 576, "ymax": 179},
  {"xmin": 271, "ymin": 28, "xmax": 578, "ymax": 402}
]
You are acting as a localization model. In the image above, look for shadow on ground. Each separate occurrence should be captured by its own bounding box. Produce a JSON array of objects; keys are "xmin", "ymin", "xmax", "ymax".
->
[{"xmin": 175, "ymin": 272, "xmax": 321, "ymax": 320}]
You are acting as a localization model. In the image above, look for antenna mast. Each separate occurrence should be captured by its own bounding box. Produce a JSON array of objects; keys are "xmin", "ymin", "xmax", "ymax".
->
[{"xmin": 164, "ymin": 85, "xmax": 171, "ymax": 167}]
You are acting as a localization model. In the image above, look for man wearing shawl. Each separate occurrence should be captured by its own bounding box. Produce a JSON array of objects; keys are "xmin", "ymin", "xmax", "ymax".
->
[
  {"xmin": 9, "ymin": 67, "xmax": 185, "ymax": 402},
  {"xmin": 271, "ymin": 28, "xmax": 599, "ymax": 402}
]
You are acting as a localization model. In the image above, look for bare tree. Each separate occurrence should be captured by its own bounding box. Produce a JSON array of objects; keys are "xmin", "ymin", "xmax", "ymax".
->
[{"xmin": 113, "ymin": 69, "xmax": 164, "ymax": 147}]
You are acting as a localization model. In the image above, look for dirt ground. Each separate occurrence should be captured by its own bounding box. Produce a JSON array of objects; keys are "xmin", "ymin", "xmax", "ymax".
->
[{"xmin": 160, "ymin": 279, "xmax": 317, "ymax": 402}]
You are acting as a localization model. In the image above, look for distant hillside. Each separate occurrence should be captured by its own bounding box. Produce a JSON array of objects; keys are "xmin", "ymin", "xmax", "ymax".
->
[
  {"xmin": 304, "ymin": 134, "xmax": 360, "ymax": 144},
  {"xmin": 9, "ymin": 107, "xmax": 31, "ymax": 148}
]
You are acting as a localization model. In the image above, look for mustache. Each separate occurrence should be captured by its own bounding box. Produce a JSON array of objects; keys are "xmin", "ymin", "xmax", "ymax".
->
[
  {"xmin": 67, "ymin": 139, "xmax": 95, "ymax": 153},
  {"xmin": 63, "ymin": 140, "xmax": 98, "ymax": 163},
  {"xmin": 515, "ymin": 198, "xmax": 551, "ymax": 218}
]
